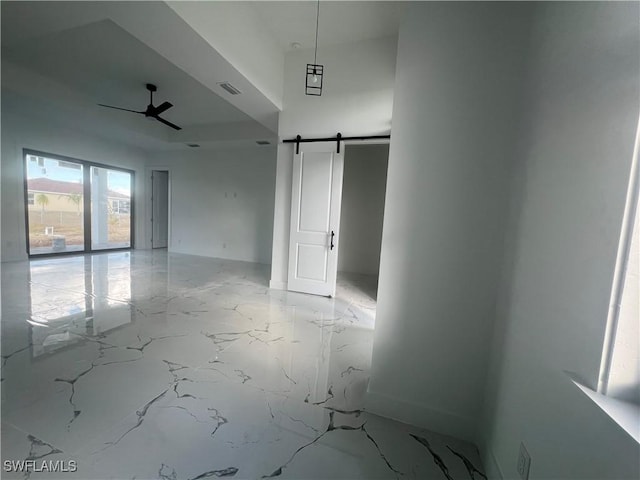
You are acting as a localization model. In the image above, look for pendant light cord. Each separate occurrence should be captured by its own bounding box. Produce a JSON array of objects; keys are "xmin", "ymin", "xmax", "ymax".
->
[{"xmin": 313, "ymin": 0, "xmax": 320, "ymax": 65}]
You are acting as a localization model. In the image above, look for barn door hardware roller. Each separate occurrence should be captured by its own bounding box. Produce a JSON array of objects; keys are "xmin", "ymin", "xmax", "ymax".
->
[{"xmin": 284, "ymin": 133, "xmax": 391, "ymax": 155}]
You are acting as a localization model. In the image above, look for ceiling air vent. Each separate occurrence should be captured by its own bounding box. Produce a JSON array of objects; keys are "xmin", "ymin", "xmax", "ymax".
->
[
  {"xmin": 256, "ymin": 140, "xmax": 271, "ymax": 146},
  {"xmin": 187, "ymin": 144, "xmax": 200, "ymax": 148},
  {"xmin": 218, "ymin": 82, "xmax": 241, "ymax": 95}
]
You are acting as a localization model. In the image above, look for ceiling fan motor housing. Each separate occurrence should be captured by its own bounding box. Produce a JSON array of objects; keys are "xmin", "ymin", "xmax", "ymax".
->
[{"xmin": 146, "ymin": 83, "xmax": 157, "ymax": 115}]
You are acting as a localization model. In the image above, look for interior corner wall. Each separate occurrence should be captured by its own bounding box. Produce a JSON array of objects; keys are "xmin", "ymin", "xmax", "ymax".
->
[
  {"xmin": 269, "ymin": 36, "xmax": 397, "ymax": 288},
  {"xmin": 338, "ymin": 144, "xmax": 388, "ymax": 275},
  {"xmin": 366, "ymin": 2, "xmax": 534, "ymax": 441},
  {"xmin": 1, "ymin": 105, "xmax": 148, "ymax": 262},
  {"xmin": 151, "ymin": 147, "xmax": 276, "ymax": 265},
  {"xmin": 269, "ymin": 143, "xmax": 294, "ymax": 289},
  {"xmin": 479, "ymin": 3, "xmax": 640, "ymax": 479}
]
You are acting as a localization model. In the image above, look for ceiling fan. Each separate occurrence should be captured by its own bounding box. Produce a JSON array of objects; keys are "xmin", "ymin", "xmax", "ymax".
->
[{"xmin": 98, "ymin": 83, "xmax": 182, "ymax": 130}]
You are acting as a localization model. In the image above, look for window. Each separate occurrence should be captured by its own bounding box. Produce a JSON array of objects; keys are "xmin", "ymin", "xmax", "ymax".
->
[
  {"xmin": 603, "ymin": 202, "xmax": 639, "ymax": 403},
  {"xmin": 24, "ymin": 150, "xmax": 134, "ymax": 255},
  {"xmin": 599, "ymin": 135, "xmax": 640, "ymax": 405},
  {"xmin": 90, "ymin": 166, "xmax": 132, "ymax": 251},
  {"xmin": 58, "ymin": 160, "xmax": 82, "ymax": 170},
  {"xmin": 110, "ymin": 199, "xmax": 130, "ymax": 214},
  {"xmin": 29, "ymin": 155, "xmax": 45, "ymax": 167}
]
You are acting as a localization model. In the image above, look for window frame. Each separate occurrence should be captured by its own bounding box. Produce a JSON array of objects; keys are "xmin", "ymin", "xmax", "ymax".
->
[
  {"xmin": 598, "ymin": 120, "xmax": 640, "ymax": 402},
  {"xmin": 22, "ymin": 149, "xmax": 135, "ymax": 257}
]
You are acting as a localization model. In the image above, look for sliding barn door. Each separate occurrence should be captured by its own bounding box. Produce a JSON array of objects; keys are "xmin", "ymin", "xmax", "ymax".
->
[{"xmin": 288, "ymin": 142, "xmax": 344, "ymax": 297}]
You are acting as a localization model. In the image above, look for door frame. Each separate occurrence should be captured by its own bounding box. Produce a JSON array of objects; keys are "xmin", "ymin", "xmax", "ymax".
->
[
  {"xmin": 272, "ymin": 138, "xmax": 392, "ymax": 292},
  {"xmin": 336, "ymin": 141, "xmax": 390, "ymax": 283},
  {"xmin": 145, "ymin": 166, "xmax": 171, "ymax": 250}
]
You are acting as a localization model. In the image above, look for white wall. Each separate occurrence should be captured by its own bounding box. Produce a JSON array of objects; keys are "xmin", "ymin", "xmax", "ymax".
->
[
  {"xmin": 166, "ymin": 1, "xmax": 285, "ymax": 110},
  {"xmin": 270, "ymin": 144, "xmax": 294, "ymax": 289},
  {"xmin": 1, "ymin": 97, "xmax": 148, "ymax": 262},
  {"xmin": 366, "ymin": 2, "xmax": 534, "ymax": 441},
  {"xmin": 270, "ymin": 36, "xmax": 397, "ymax": 288},
  {"xmin": 479, "ymin": 3, "xmax": 640, "ymax": 479},
  {"xmin": 151, "ymin": 147, "xmax": 276, "ymax": 264},
  {"xmin": 278, "ymin": 36, "xmax": 396, "ymax": 139},
  {"xmin": 338, "ymin": 144, "xmax": 388, "ymax": 275}
]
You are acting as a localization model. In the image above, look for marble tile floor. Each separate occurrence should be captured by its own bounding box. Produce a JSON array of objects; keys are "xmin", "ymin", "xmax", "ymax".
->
[{"xmin": 1, "ymin": 251, "xmax": 485, "ymax": 479}]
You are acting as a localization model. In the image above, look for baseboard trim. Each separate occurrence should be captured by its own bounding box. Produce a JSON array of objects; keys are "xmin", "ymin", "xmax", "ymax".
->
[
  {"xmin": 480, "ymin": 445, "xmax": 504, "ymax": 480},
  {"xmin": 365, "ymin": 390, "xmax": 476, "ymax": 442},
  {"xmin": 269, "ymin": 280, "xmax": 287, "ymax": 290}
]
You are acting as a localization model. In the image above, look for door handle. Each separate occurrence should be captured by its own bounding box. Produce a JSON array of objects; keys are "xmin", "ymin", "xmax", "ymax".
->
[{"xmin": 330, "ymin": 230, "xmax": 335, "ymax": 250}]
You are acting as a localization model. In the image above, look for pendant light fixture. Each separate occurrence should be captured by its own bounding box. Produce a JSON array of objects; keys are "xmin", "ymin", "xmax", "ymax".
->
[{"xmin": 305, "ymin": 0, "xmax": 323, "ymax": 96}]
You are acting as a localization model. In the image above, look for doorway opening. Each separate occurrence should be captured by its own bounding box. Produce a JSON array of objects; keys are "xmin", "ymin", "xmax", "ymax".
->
[
  {"xmin": 151, "ymin": 170, "xmax": 169, "ymax": 249},
  {"xmin": 336, "ymin": 144, "xmax": 389, "ymax": 320}
]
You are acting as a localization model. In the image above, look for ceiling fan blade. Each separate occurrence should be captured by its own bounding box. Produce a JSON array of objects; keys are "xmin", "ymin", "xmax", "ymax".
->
[
  {"xmin": 152, "ymin": 101, "xmax": 173, "ymax": 115},
  {"xmin": 97, "ymin": 104, "xmax": 145, "ymax": 114},
  {"xmin": 154, "ymin": 115, "xmax": 182, "ymax": 131}
]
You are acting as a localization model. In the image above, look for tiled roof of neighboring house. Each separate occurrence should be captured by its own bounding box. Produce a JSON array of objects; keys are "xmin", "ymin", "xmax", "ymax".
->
[
  {"xmin": 27, "ymin": 177, "xmax": 130, "ymax": 199},
  {"xmin": 28, "ymin": 177, "xmax": 82, "ymax": 195}
]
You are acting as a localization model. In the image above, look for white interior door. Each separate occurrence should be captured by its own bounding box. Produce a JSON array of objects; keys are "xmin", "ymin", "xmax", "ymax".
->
[
  {"xmin": 288, "ymin": 141, "xmax": 344, "ymax": 296},
  {"xmin": 151, "ymin": 170, "xmax": 169, "ymax": 248}
]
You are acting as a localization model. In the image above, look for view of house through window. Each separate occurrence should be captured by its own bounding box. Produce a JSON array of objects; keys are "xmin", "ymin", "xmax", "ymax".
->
[
  {"xmin": 24, "ymin": 152, "xmax": 133, "ymax": 255},
  {"xmin": 25, "ymin": 155, "xmax": 85, "ymax": 254},
  {"xmin": 91, "ymin": 166, "xmax": 132, "ymax": 250}
]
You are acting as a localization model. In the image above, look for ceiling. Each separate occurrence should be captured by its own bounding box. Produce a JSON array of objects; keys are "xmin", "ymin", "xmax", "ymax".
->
[
  {"xmin": 2, "ymin": 19, "xmax": 251, "ymax": 127},
  {"xmin": 1, "ymin": 1, "xmax": 403, "ymax": 151},
  {"xmin": 251, "ymin": 1, "xmax": 404, "ymax": 51}
]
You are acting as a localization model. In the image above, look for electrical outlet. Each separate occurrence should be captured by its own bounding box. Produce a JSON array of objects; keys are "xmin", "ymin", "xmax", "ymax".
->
[{"xmin": 517, "ymin": 442, "xmax": 531, "ymax": 480}]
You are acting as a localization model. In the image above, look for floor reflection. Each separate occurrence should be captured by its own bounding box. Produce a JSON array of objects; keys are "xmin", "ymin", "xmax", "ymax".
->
[
  {"xmin": 1, "ymin": 251, "xmax": 485, "ymax": 480},
  {"xmin": 27, "ymin": 253, "xmax": 135, "ymax": 358}
]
